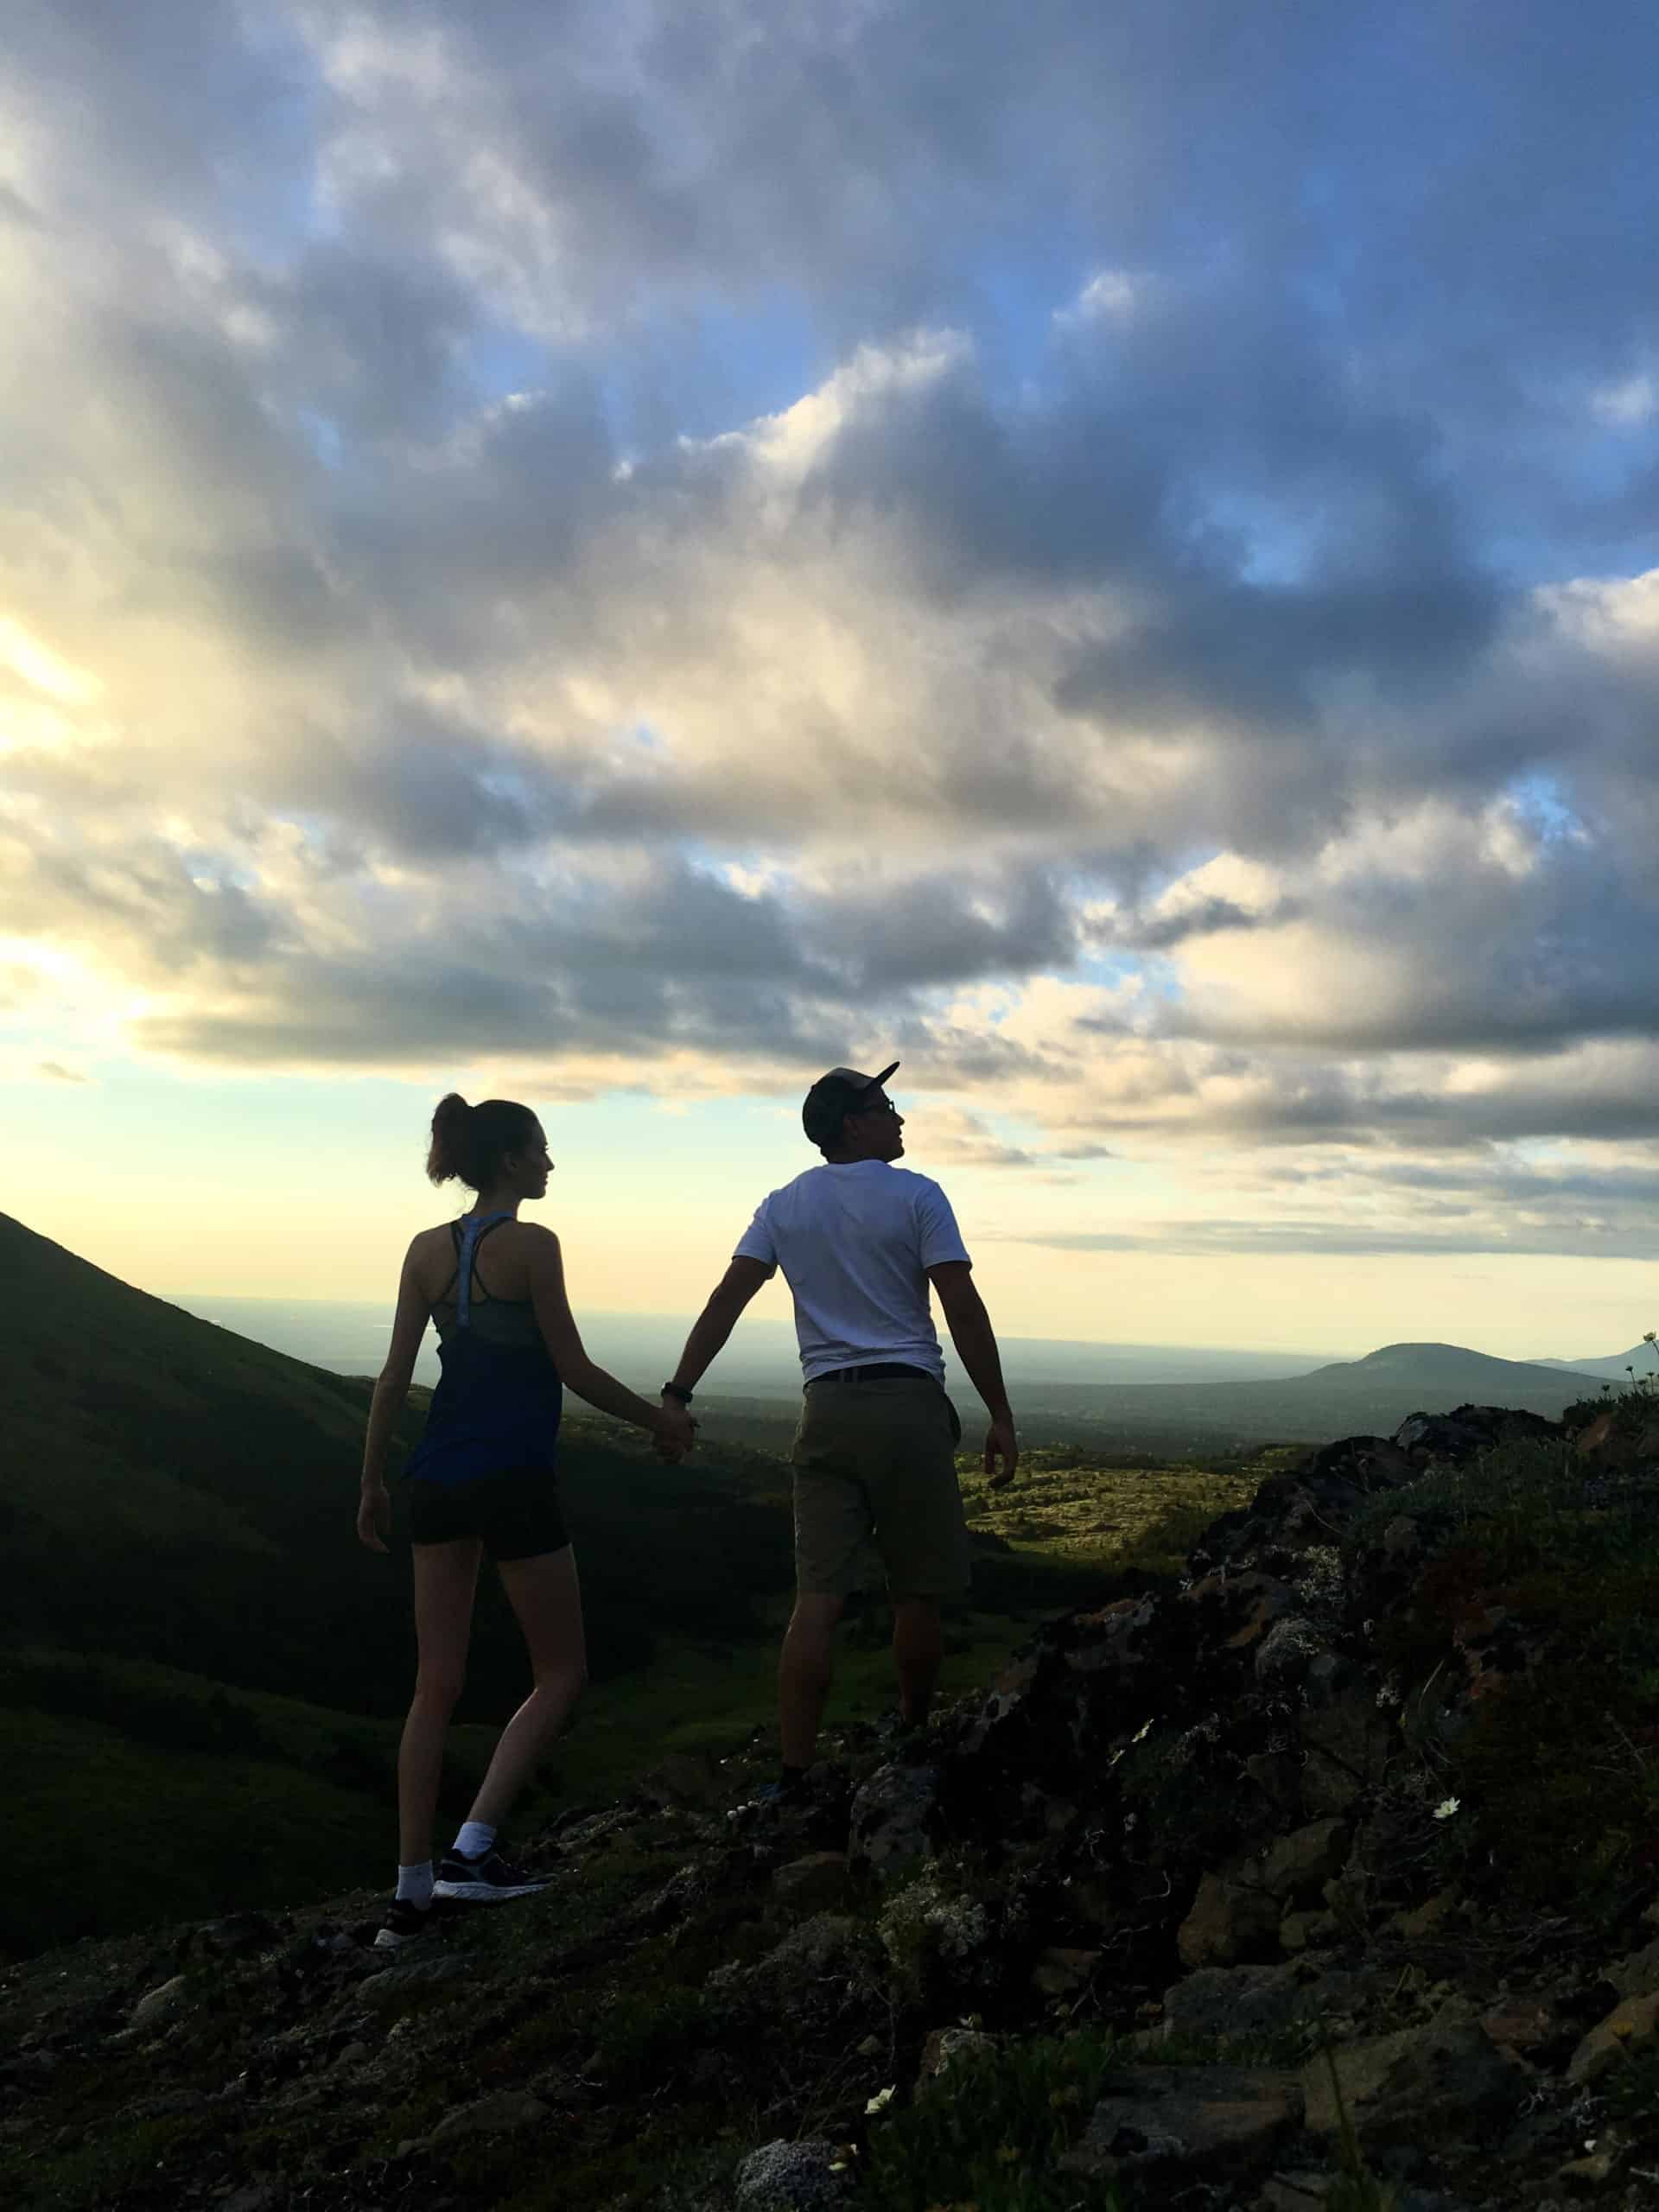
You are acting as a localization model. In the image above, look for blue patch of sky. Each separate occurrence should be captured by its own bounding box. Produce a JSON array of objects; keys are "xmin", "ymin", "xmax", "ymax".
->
[
  {"xmin": 458, "ymin": 324, "xmax": 554, "ymax": 410},
  {"xmin": 596, "ymin": 294, "xmax": 823, "ymax": 458},
  {"xmin": 1503, "ymin": 770, "xmax": 1586, "ymax": 844},
  {"xmin": 1072, "ymin": 949, "xmax": 1172, "ymax": 1002},
  {"xmin": 960, "ymin": 226, "xmax": 1099, "ymax": 407},
  {"xmin": 295, "ymin": 408, "xmax": 345, "ymax": 470}
]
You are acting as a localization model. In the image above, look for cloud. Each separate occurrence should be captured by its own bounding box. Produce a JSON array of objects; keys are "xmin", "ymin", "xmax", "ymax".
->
[{"xmin": 4, "ymin": 0, "xmax": 1659, "ymax": 1274}]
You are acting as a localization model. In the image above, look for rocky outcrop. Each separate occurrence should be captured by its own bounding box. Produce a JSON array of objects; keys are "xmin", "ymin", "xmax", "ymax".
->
[{"xmin": 7, "ymin": 1395, "xmax": 1659, "ymax": 2209}]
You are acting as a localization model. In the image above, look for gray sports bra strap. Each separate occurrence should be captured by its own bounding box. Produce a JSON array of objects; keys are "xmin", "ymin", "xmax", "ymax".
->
[{"xmin": 454, "ymin": 1211, "xmax": 511, "ymax": 1329}]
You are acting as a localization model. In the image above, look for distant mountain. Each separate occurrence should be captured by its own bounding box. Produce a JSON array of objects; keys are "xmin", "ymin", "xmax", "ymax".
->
[
  {"xmin": 1304, "ymin": 1341, "xmax": 1606, "ymax": 1391},
  {"xmin": 978, "ymin": 1339, "xmax": 1611, "ymax": 1451},
  {"xmin": 1533, "ymin": 1341, "xmax": 1659, "ymax": 1383}
]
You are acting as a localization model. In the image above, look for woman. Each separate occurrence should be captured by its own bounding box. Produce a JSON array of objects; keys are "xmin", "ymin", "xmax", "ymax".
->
[{"xmin": 358, "ymin": 1092, "xmax": 696, "ymax": 1948}]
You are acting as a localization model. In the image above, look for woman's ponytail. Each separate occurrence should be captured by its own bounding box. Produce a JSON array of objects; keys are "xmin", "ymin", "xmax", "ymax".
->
[
  {"xmin": 426, "ymin": 1092, "xmax": 537, "ymax": 1191},
  {"xmin": 426, "ymin": 1092, "xmax": 474, "ymax": 1185}
]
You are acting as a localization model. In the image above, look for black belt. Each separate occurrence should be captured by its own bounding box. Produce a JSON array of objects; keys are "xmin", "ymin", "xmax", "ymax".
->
[{"xmin": 806, "ymin": 1362, "xmax": 935, "ymax": 1387}]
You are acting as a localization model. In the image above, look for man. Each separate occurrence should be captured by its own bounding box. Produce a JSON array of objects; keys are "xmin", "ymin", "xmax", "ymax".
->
[{"xmin": 662, "ymin": 1060, "xmax": 1018, "ymax": 1795}]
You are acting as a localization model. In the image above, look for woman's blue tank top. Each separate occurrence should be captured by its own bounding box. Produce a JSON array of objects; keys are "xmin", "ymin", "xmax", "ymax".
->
[{"xmin": 402, "ymin": 1213, "xmax": 563, "ymax": 1485}]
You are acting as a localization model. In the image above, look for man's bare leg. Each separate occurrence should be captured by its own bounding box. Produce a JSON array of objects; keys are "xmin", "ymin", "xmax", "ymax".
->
[
  {"xmin": 779, "ymin": 1592, "xmax": 845, "ymax": 1769},
  {"xmin": 891, "ymin": 1594, "xmax": 943, "ymax": 1726}
]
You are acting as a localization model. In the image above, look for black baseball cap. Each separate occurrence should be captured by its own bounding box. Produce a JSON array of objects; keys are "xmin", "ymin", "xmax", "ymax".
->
[{"xmin": 802, "ymin": 1059, "xmax": 899, "ymax": 1146}]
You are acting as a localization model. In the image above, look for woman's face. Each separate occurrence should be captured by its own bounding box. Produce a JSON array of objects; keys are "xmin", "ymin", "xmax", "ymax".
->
[
  {"xmin": 513, "ymin": 1122, "xmax": 554, "ymax": 1198},
  {"xmin": 504, "ymin": 1132, "xmax": 555, "ymax": 1203}
]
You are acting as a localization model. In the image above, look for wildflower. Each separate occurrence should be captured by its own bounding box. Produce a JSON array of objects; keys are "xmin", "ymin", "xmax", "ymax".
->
[
  {"xmin": 1433, "ymin": 1796, "xmax": 1460, "ymax": 1820},
  {"xmin": 865, "ymin": 2086, "xmax": 896, "ymax": 2115}
]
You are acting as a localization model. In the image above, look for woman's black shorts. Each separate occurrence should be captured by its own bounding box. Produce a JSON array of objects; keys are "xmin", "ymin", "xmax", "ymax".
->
[{"xmin": 405, "ymin": 1468, "xmax": 568, "ymax": 1563}]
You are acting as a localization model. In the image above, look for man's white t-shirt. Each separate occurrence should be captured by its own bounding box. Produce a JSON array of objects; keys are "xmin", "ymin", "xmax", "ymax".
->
[{"xmin": 734, "ymin": 1160, "xmax": 971, "ymax": 1384}]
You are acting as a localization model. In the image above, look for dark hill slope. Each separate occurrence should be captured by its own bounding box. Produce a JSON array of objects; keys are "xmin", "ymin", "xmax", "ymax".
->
[{"xmin": 0, "ymin": 1212, "xmax": 789, "ymax": 1713}]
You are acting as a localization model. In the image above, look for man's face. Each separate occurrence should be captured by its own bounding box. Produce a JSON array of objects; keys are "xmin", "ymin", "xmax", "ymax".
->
[{"xmin": 846, "ymin": 1090, "xmax": 905, "ymax": 1160}]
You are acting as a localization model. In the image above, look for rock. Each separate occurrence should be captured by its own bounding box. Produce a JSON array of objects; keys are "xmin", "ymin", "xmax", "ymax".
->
[
  {"xmin": 1165, "ymin": 1965, "xmax": 1310, "ymax": 2042},
  {"xmin": 848, "ymin": 1761, "xmax": 940, "ymax": 1871},
  {"xmin": 1245, "ymin": 1751, "xmax": 1302, "ymax": 1814},
  {"xmin": 1554, "ymin": 2149, "xmax": 1618, "ymax": 2187},
  {"xmin": 918, "ymin": 2025, "xmax": 997, "ymax": 2080},
  {"xmin": 1567, "ymin": 1990, "xmax": 1659, "ymax": 2082},
  {"xmin": 772, "ymin": 1853, "xmax": 853, "ymax": 1913},
  {"xmin": 644, "ymin": 1750, "xmax": 728, "ymax": 1808},
  {"xmin": 1061, "ymin": 1593, "xmax": 1160, "ymax": 1681},
  {"xmin": 709, "ymin": 1913, "xmax": 863, "ymax": 2003},
  {"xmin": 129, "ymin": 1975, "xmax": 189, "ymax": 2031},
  {"xmin": 1301, "ymin": 2022, "xmax": 1523, "ymax": 2146},
  {"xmin": 1182, "ymin": 1572, "xmax": 1299, "ymax": 1650},
  {"xmin": 1255, "ymin": 1617, "xmax": 1327, "ymax": 1690},
  {"xmin": 429, "ymin": 2090, "xmax": 549, "ymax": 2144},
  {"xmin": 1574, "ymin": 1411, "xmax": 1642, "ymax": 1469},
  {"xmin": 1031, "ymin": 1946, "xmax": 1098, "ymax": 1997},
  {"xmin": 1163, "ymin": 1961, "xmax": 1375, "ymax": 2044},
  {"xmin": 1059, "ymin": 2065, "xmax": 1301, "ymax": 2187},
  {"xmin": 1392, "ymin": 1889, "xmax": 1459, "ymax": 1942},
  {"xmin": 1255, "ymin": 2177, "xmax": 1332, "ymax": 2211},
  {"xmin": 1178, "ymin": 1874, "xmax": 1283, "ymax": 1969},
  {"xmin": 1605, "ymin": 1934, "xmax": 1659, "ymax": 1998},
  {"xmin": 221, "ymin": 2186, "xmax": 281, "ymax": 2212},
  {"xmin": 1250, "ymin": 1820, "xmax": 1351, "ymax": 1904},
  {"xmin": 1298, "ymin": 1694, "xmax": 1395, "ymax": 1816},
  {"xmin": 358, "ymin": 1955, "xmax": 477, "ymax": 2010},
  {"xmin": 188, "ymin": 1912, "xmax": 280, "ymax": 1960},
  {"xmin": 1478, "ymin": 1999, "xmax": 1554, "ymax": 2055},
  {"xmin": 1395, "ymin": 1408, "xmax": 1556, "ymax": 1462},
  {"xmin": 734, "ymin": 2137, "xmax": 854, "ymax": 2208}
]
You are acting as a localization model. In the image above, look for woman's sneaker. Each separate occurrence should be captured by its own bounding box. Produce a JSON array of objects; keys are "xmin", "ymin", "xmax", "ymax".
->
[
  {"xmin": 432, "ymin": 1844, "xmax": 546, "ymax": 1903},
  {"xmin": 372, "ymin": 1897, "xmax": 434, "ymax": 1950}
]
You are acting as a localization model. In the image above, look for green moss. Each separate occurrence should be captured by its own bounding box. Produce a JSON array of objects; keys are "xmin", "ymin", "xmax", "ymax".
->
[
  {"xmin": 1, "ymin": 2113, "xmax": 215, "ymax": 2211},
  {"xmin": 863, "ymin": 2030, "xmax": 1128, "ymax": 2211}
]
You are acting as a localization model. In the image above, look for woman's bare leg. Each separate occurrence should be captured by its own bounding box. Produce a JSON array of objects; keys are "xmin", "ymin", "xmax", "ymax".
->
[
  {"xmin": 398, "ymin": 1538, "xmax": 482, "ymax": 1865},
  {"xmin": 466, "ymin": 1545, "xmax": 588, "ymax": 1830}
]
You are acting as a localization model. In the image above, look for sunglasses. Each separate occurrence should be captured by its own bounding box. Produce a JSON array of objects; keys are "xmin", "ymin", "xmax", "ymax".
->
[{"xmin": 854, "ymin": 1096, "xmax": 899, "ymax": 1117}]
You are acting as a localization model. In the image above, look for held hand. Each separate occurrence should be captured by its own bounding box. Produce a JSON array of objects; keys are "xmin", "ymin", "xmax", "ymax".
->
[
  {"xmin": 357, "ymin": 1482, "xmax": 391, "ymax": 1554},
  {"xmin": 654, "ymin": 1399, "xmax": 699, "ymax": 1459},
  {"xmin": 983, "ymin": 1416, "xmax": 1019, "ymax": 1490}
]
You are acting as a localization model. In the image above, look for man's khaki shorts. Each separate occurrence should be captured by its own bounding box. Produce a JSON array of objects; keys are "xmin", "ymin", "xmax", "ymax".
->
[{"xmin": 790, "ymin": 1376, "xmax": 969, "ymax": 1599}]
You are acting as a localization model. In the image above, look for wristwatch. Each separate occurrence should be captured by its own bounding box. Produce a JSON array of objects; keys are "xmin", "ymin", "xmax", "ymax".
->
[{"xmin": 660, "ymin": 1381, "xmax": 694, "ymax": 1405}]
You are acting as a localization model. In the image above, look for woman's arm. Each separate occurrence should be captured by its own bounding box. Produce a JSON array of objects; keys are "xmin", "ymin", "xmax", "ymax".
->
[
  {"xmin": 528, "ymin": 1230, "xmax": 696, "ymax": 1452},
  {"xmin": 358, "ymin": 1243, "xmax": 430, "ymax": 1552}
]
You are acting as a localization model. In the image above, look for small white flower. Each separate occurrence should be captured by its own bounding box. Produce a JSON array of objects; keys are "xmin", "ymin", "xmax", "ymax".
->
[
  {"xmin": 1433, "ymin": 1796, "xmax": 1461, "ymax": 1821},
  {"xmin": 865, "ymin": 2086, "xmax": 896, "ymax": 2115}
]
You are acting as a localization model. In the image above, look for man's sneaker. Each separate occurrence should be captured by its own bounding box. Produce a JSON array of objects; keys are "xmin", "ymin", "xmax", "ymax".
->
[
  {"xmin": 372, "ymin": 1897, "xmax": 434, "ymax": 1950},
  {"xmin": 432, "ymin": 1844, "xmax": 547, "ymax": 1903}
]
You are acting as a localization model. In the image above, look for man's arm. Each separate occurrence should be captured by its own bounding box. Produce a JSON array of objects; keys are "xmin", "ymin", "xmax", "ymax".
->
[
  {"xmin": 667, "ymin": 1257, "xmax": 774, "ymax": 1395},
  {"xmin": 927, "ymin": 1260, "xmax": 1018, "ymax": 1487}
]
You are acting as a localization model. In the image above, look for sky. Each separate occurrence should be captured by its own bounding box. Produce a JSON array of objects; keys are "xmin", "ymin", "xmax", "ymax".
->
[{"xmin": 4, "ymin": 0, "xmax": 1659, "ymax": 1360}]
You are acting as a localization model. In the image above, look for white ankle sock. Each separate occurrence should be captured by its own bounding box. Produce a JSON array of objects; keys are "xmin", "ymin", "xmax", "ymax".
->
[
  {"xmin": 453, "ymin": 1821, "xmax": 497, "ymax": 1860},
  {"xmin": 396, "ymin": 1861, "xmax": 434, "ymax": 1907}
]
